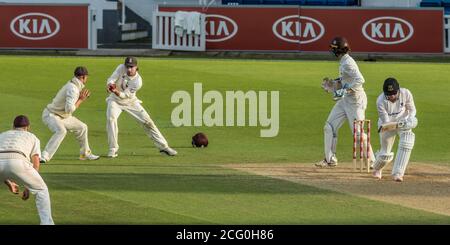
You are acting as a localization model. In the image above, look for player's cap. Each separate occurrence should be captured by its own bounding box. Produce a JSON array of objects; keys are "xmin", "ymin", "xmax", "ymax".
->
[
  {"xmin": 124, "ymin": 57, "xmax": 138, "ymax": 67},
  {"xmin": 383, "ymin": 77, "xmax": 400, "ymax": 96},
  {"xmin": 74, "ymin": 66, "xmax": 89, "ymax": 77},
  {"xmin": 13, "ymin": 115, "xmax": 30, "ymax": 128}
]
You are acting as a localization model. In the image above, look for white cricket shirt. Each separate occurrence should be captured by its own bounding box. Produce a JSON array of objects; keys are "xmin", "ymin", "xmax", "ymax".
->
[{"xmin": 0, "ymin": 129, "xmax": 41, "ymax": 161}]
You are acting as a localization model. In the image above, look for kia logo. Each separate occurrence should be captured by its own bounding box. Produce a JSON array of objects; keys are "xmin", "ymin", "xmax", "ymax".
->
[
  {"xmin": 205, "ymin": 14, "xmax": 238, "ymax": 42},
  {"xmin": 362, "ymin": 16, "xmax": 414, "ymax": 45},
  {"xmin": 10, "ymin": 12, "xmax": 60, "ymax": 40},
  {"xmin": 273, "ymin": 15, "xmax": 324, "ymax": 44}
]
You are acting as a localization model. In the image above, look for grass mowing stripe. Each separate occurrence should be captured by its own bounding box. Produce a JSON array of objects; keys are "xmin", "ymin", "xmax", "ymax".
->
[{"xmin": 53, "ymin": 181, "xmax": 217, "ymax": 224}]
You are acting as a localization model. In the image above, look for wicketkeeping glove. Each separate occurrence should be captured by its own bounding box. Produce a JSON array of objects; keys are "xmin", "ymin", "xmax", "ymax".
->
[
  {"xmin": 332, "ymin": 83, "xmax": 350, "ymax": 101},
  {"xmin": 333, "ymin": 88, "xmax": 346, "ymax": 100},
  {"xmin": 321, "ymin": 77, "xmax": 335, "ymax": 93}
]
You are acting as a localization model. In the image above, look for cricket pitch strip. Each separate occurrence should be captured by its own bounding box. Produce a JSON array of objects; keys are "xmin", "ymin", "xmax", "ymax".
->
[{"xmin": 227, "ymin": 162, "xmax": 450, "ymax": 217}]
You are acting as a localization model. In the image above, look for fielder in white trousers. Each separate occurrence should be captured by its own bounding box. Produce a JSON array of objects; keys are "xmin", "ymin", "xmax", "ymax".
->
[
  {"xmin": 107, "ymin": 100, "xmax": 169, "ymax": 152},
  {"xmin": 106, "ymin": 58, "xmax": 176, "ymax": 157},
  {"xmin": 42, "ymin": 108, "xmax": 91, "ymax": 160},
  {"xmin": 372, "ymin": 78, "xmax": 417, "ymax": 182},
  {"xmin": 0, "ymin": 116, "xmax": 54, "ymax": 225},
  {"xmin": 41, "ymin": 67, "xmax": 99, "ymax": 162}
]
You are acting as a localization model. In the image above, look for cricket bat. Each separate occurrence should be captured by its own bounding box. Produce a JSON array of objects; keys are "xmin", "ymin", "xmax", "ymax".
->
[{"xmin": 379, "ymin": 122, "xmax": 398, "ymax": 133}]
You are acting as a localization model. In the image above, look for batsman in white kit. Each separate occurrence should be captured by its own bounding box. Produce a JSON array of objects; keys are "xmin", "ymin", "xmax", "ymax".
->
[
  {"xmin": 372, "ymin": 78, "xmax": 418, "ymax": 182},
  {"xmin": 316, "ymin": 37, "xmax": 375, "ymax": 167},
  {"xmin": 40, "ymin": 66, "xmax": 100, "ymax": 163},
  {"xmin": 0, "ymin": 115, "xmax": 54, "ymax": 225},
  {"xmin": 106, "ymin": 57, "xmax": 177, "ymax": 157}
]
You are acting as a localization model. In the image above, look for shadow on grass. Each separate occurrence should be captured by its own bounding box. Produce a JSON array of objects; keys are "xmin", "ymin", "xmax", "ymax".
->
[
  {"xmin": 38, "ymin": 169, "xmax": 450, "ymax": 198},
  {"xmin": 42, "ymin": 172, "xmax": 331, "ymax": 195}
]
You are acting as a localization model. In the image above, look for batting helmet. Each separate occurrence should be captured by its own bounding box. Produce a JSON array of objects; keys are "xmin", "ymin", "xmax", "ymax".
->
[
  {"xmin": 383, "ymin": 77, "xmax": 400, "ymax": 96},
  {"xmin": 329, "ymin": 37, "xmax": 350, "ymax": 57},
  {"xmin": 192, "ymin": 133, "xmax": 208, "ymax": 148}
]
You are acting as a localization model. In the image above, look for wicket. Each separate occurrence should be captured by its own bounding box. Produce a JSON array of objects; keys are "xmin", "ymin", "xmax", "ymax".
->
[{"xmin": 353, "ymin": 119, "xmax": 371, "ymax": 173}]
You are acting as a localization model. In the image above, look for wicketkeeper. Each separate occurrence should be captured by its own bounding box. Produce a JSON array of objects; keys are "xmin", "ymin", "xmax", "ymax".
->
[
  {"xmin": 372, "ymin": 78, "xmax": 418, "ymax": 182},
  {"xmin": 105, "ymin": 57, "xmax": 177, "ymax": 157},
  {"xmin": 317, "ymin": 37, "xmax": 375, "ymax": 167}
]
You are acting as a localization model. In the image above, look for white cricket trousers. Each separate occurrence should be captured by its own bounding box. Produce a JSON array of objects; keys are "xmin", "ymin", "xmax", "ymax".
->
[
  {"xmin": 106, "ymin": 100, "xmax": 168, "ymax": 152},
  {"xmin": 42, "ymin": 108, "xmax": 91, "ymax": 160},
  {"xmin": 323, "ymin": 92, "xmax": 375, "ymax": 163},
  {"xmin": 0, "ymin": 154, "xmax": 54, "ymax": 225}
]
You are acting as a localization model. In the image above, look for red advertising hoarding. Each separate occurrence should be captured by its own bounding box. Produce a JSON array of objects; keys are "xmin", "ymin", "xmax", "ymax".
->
[
  {"xmin": 159, "ymin": 6, "xmax": 443, "ymax": 53},
  {"xmin": 0, "ymin": 4, "xmax": 88, "ymax": 49}
]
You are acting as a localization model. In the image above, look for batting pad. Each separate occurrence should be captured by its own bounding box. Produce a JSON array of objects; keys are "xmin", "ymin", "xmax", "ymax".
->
[
  {"xmin": 373, "ymin": 152, "xmax": 394, "ymax": 170},
  {"xmin": 392, "ymin": 131, "xmax": 415, "ymax": 176}
]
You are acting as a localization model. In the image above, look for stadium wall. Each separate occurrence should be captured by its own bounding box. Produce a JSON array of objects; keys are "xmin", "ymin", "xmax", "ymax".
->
[
  {"xmin": 0, "ymin": 3, "xmax": 91, "ymax": 49},
  {"xmin": 0, "ymin": 1, "xmax": 120, "ymax": 46},
  {"xmin": 158, "ymin": 5, "xmax": 444, "ymax": 53}
]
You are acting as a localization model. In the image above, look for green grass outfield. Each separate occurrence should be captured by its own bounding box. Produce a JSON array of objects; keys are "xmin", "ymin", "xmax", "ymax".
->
[{"xmin": 0, "ymin": 56, "xmax": 449, "ymax": 224}]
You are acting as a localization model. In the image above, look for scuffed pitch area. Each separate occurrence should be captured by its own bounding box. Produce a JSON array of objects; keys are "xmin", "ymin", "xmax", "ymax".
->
[{"xmin": 227, "ymin": 162, "xmax": 450, "ymax": 216}]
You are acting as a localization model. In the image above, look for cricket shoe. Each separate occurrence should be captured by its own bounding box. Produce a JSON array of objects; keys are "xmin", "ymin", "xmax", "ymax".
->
[
  {"xmin": 393, "ymin": 174, "xmax": 403, "ymax": 182},
  {"xmin": 372, "ymin": 169, "xmax": 382, "ymax": 180},
  {"xmin": 107, "ymin": 149, "xmax": 118, "ymax": 158},
  {"xmin": 80, "ymin": 151, "xmax": 100, "ymax": 161},
  {"xmin": 328, "ymin": 156, "xmax": 338, "ymax": 167},
  {"xmin": 315, "ymin": 156, "xmax": 338, "ymax": 168},
  {"xmin": 160, "ymin": 147, "xmax": 177, "ymax": 156},
  {"xmin": 40, "ymin": 152, "xmax": 49, "ymax": 164}
]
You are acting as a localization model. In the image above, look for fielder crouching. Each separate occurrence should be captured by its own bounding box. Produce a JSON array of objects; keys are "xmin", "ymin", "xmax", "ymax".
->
[
  {"xmin": 105, "ymin": 57, "xmax": 177, "ymax": 157},
  {"xmin": 40, "ymin": 66, "xmax": 100, "ymax": 163},
  {"xmin": 373, "ymin": 78, "xmax": 418, "ymax": 182},
  {"xmin": 0, "ymin": 115, "xmax": 54, "ymax": 225}
]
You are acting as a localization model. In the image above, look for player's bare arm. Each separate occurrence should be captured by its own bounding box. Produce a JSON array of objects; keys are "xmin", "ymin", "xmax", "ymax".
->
[
  {"xmin": 107, "ymin": 83, "xmax": 116, "ymax": 93},
  {"xmin": 75, "ymin": 88, "xmax": 90, "ymax": 108},
  {"xmin": 4, "ymin": 179, "xmax": 19, "ymax": 194},
  {"xmin": 109, "ymin": 85, "xmax": 121, "ymax": 97}
]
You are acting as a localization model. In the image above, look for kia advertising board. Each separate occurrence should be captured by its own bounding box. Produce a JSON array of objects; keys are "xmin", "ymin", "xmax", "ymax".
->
[
  {"xmin": 297, "ymin": 8, "xmax": 442, "ymax": 53},
  {"xmin": 0, "ymin": 4, "xmax": 88, "ymax": 49},
  {"xmin": 159, "ymin": 6, "xmax": 443, "ymax": 53},
  {"xmin": 160, "ymin": 6, "xmax": 301, "ymax": 51}
]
